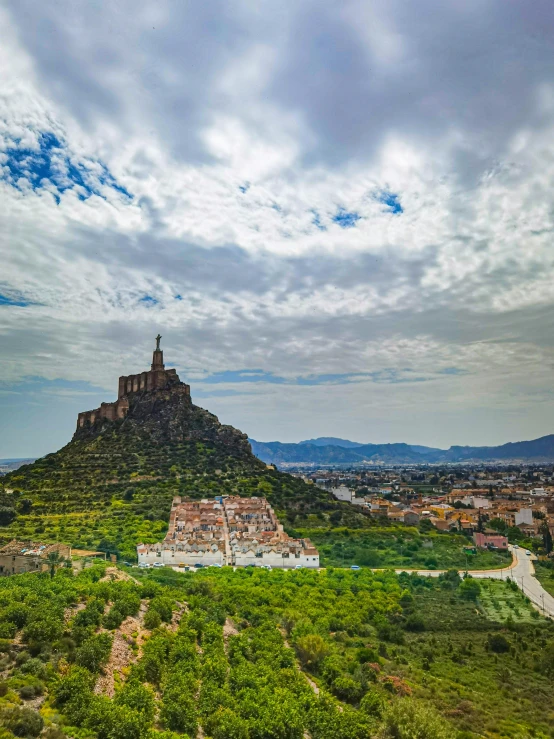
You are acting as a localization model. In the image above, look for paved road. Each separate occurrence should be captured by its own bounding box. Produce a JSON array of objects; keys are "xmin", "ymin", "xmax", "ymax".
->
[{"xmin": 394, "ymin": 546, "xmax": 554, "ymax": 618}]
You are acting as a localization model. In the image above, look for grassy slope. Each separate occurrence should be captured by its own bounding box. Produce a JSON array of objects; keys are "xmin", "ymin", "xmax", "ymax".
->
[{"xmin": 299, "ymin": 527, "xmax": 512, "ymax": 570}]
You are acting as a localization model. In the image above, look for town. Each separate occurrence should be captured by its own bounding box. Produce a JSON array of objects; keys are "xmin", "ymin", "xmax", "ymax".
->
[
  {"xmin": 137, "ymin": 495, "xmax": 320, "ymax": 568},
  {"xmin": 292, "ymin": 463, "xmax": 554, "ymax": 552}
]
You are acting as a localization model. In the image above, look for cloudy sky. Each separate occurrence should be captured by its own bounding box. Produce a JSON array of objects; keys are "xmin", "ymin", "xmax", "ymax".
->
[{"xmin": 2, "ymin": 1, "xmax": 554, "ymax": 458}]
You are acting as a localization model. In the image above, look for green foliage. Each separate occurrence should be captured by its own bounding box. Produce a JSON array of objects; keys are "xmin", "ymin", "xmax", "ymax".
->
[
  {"xmin": 294, "ymin": 634, "xmax": 330, "ymax": 671},
  {"xmin": 458, "ymin": 577, "xmax": 480, "ymax": 601},
  {"xmin": 75, "ymin": 632, "xmax": 113, "ymax": 673},
  {"xmin": 143, "ymin": 608, "xmax": 161, "ymax": 630},
  {"xmin": 378, "ymin": 699, "xmax": 455, "ymax": 738},
  {"xmin": 487, "ymin": 633, "xmax": 510, "ymax": 653},
  {"xmin": 150, "ymin": 595, "xmax": 174, "ymax": 623},
  {"xmin": 0, "ymin": 553, "xmax": 551, "ymax": 738},
  {"xmin": 1, "ymin": 706, "xmax": 44, "ymax": 737}
]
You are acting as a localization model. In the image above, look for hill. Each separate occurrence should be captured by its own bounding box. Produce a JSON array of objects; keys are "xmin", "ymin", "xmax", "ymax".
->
[
  {"xmin": 250, "ymin": 434, "xmax": 554, "ymax": 465},
  {"xmin": 250, "ymin": 440, "xmax": 433, "ymax": 465},
  {"xmin": 298, "ymin": 437, "xmax": 364, "ymax": 448},
  {"xmin": 0, "ymin": 342, "xmax": 366, "ymax": 559}
]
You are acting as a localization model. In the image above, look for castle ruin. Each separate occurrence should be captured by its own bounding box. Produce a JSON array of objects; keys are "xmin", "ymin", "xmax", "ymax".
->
[{"xmin": 77, "ymin": 336, "xmax": 189, "ymax": 429}]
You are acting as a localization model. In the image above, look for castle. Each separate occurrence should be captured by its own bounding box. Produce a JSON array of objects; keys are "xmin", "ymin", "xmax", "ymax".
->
[{"xmin": 77, "ymin": 335, "xmax": 189, "ymax": 429}]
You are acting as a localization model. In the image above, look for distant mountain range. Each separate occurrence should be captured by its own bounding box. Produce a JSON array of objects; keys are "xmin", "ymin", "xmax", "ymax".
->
[
  {"xmin": 249, "ymin": 435, "xmax": 554, "ymax": 465},
  {"xmin": 0, "ymin": 458, "xmax": 37, "ymax": 475}
]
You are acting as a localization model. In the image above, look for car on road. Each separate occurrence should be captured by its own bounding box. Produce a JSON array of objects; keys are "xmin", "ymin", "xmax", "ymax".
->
[
  {"xmin": 526, "ymin": 550, "xmax": 532, "ymax": 556},
  {"xmin": 261, "ymin": 564, "xmax": 272, "ymax": 570},
  {"xmin": 351, "ymin": 565, "xmax": 361, "ymax": 570},
  {"xmin": 513, "ymin": 545, "xmax": 519, "ymax": 549},
  {"xmin": 194, "ymin": 563, "xmax": 205, "ymax": 568},
  {"xmin": 295, "ymin": 564, "xmax": 304, "ymax": 569},
  {"xmin": 138, "ymin": 563, "xmax": 150, "ymax": 569},
  {"xmin": 210, "ymin": 563, "xmax": 222, "ymax": 568},
  {"xmin": 153, "ymin": 562, "xmax": 164, "ymax": 568}
]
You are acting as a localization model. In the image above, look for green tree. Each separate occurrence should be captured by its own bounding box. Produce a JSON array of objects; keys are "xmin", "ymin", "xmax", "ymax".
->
[
  {"xmin": 294, "ymin": 634, "xmax": 330, "ymax": 671},
  {"xmin": 205, "ymin": 707, "xmax": 249, "ymax": 739},
  {"xmin": 2, "ymin": 706, "xmax": 44, "ymax": 737},
  {"xmin": 459, "ymin": 577, "xmax": 480, "ymax": 601},
  {"xmin": 75, "ymin": 632, "xmax": 113, "ymax": 673},
  {"xmin": 378, "ymin": 698, "xmax": 455, "ymax": 738}
]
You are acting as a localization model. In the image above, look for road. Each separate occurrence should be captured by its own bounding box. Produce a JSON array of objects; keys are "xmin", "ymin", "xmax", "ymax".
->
[{"xmin": 394, "ymin": 546, "xmax": 554, "ymax": 618}]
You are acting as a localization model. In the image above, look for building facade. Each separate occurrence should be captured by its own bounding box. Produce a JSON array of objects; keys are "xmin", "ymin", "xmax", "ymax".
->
[{"xmin": 137, "ymin": 495, "xmax": 319, "ymax": 568}]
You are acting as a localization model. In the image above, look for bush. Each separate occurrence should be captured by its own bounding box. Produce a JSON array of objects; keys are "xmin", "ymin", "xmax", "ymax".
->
[
  {"xmin": 75, "ymin": 632, "xmax": 113, "ymax": 673},
  {"xmin": 2, "ymin": 706, "xmax": 44, "ymax": 737},
  {"xmin": 295, "ymin": 634, "xmax": 330, "ymax": 671},
  {"xmin": 205, "ymin": 707, "xmax": 249, "ymax": 739},
  {"xmin": 332, "ymin": 674, "xmax": 364, "ymax": 703},
  {"xmin": 487, "ymin": 634, "xmax": 510, "ymax": 654},
  {"xmin": 20, "ymin": 657, "xmax": 47, "ymax": 679},
  {"xmin": 53, "ymin": 665, "xmax": 96, "ymax": 724},
  {"xmin": 378, "ymin": 698, "xmax": 455, "ymax": 738},
  {"xmin": 459, "ymin": 578, "xmax": 480, "ymax": 602},
  {"xmin": 150, "ymin": 596, "xmax": 174, "ymax": 623},
  {"xmin": 144, "ymin": 609, "xmax": 162, "ymax": 630},
  {"xmin": 404, "ymin": 614, "xmax": 425, "ymax": 632},
  {"xmin": 360, "ymin": 689, "xmax": 385, "ymax": 718},
  {"xmin": 19, "ymin": 684, "xmax": 43, "ymax": 700}
]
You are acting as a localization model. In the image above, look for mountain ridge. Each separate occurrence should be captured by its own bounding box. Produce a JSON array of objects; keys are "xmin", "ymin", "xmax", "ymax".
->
[{"xmin": 249, "ymin": 434, "xmax": 554, "ymax": 465}]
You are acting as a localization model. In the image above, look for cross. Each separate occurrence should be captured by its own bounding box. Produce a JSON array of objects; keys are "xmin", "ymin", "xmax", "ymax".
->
[{"xmin": 155, "ymin": 334, "xmax": 162, "ymax": 351}]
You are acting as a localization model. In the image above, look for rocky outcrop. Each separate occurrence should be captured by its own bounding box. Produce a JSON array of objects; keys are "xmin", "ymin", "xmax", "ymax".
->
[{"xmin": 73, "ymin": 382, "xmax": 253, "ymax": 459}]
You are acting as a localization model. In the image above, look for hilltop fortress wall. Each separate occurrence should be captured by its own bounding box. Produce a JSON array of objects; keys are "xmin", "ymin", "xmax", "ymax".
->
[{"xmin": 77, "ymin": 343, "xmax": 189, "ymax": 429}]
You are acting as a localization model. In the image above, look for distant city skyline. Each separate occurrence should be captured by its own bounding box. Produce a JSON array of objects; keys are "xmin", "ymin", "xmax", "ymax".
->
[{"xmin": 3, "ymin": 2, "xmax": 554, "ymax": 457}]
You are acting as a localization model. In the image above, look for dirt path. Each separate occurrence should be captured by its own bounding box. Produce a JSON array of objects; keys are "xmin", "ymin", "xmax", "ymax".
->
[
  {"xmin": 100, "ymin": 566, "xmax": 140, "ymax": 585},
  {"xmin": 95, "ymin": 599, "xmax": 149, "ymax": 697}
]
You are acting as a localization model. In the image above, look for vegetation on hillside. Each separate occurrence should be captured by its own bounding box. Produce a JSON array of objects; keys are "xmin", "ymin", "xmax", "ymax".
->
[
  {"xmin": 0, "ymin": 422, "xmax": 367, "ymax": 559},
  {"xmin": 0, "ymin": 563, "xmax": 551, "ymax": 739},
  {"xmin": 299, "ymin": 527, "xmax": 512, "ymax": 570}
]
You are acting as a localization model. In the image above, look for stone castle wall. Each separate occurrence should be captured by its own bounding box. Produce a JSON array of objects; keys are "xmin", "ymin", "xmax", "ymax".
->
[{"xmin": 77, "ymin": 345, "xmax": 188, "ymax": 430}]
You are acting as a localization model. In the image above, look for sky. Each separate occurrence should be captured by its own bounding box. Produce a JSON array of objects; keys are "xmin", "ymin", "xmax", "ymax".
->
[{"xmin": 3, "ymin": 1, "xmax": 554, "ymax": 458}]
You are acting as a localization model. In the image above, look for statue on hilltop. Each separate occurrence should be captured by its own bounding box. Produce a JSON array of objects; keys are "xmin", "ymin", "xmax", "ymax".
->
[{"xmin": 155, "ymin": 334, "xmax": 162, "ymax": 351}]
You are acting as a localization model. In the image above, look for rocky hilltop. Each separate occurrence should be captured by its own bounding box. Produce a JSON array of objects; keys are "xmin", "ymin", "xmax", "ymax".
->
[
  {"xmin": 74, "ymin": 381, "xmax": 253, "ymax": 458},
  {"xmin": 1, "ymin": 340, "xmax": 364, "ymax": 558}
]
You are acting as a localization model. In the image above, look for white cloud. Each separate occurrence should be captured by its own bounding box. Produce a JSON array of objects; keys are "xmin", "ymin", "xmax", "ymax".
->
[{"xmin": 3, "ymin": 1, "xmax": 554, "ymax": 456}]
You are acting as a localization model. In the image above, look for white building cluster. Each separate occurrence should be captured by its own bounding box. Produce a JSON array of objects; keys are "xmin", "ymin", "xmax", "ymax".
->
[{"xmin": 137, "ymin": 495, "xmax": 319, "ymax": 568}]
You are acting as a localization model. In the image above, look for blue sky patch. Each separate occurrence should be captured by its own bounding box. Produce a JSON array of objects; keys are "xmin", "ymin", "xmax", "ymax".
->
[
  {"xmin": 238, "ymin": 181, "xmax": 250, "ymax": 194},
  {"xmin": 332, "ymin": 208, "xmax": 361, "ymax": 228},
  {"xmin": 1, "ymin": 130, "xmax": 132, "ymax": 204},
  {"xmin": 139, "ymin": 295, "xmax": 158, "ymax": 307},
  {"xmin": 311, "ymin": 210, "xmax": 326, "ymax": 231},
  {"xmin": 200, "ymin": 368, "xmax": 430, "ymax": 386},
  {"xmin": 376, "ymin": 190, "xmax": 403, "ymax": 214},
  {"xmin": 0, "ymin": 291, "xmax": 33, "ymax": 307}
]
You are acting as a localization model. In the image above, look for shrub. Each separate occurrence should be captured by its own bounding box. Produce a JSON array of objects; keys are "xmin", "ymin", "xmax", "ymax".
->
[
  {"xmin": 487, "ymin": 634, "xmax": 510, "ymax": 654},
  {"xmin": 144, "ymin": 609, "xmax": 161, "ymax": 630},
  {"xmin": 2, "ymin": 706, "xmax": 44, "ymax": 737},
  {"xmin": 295, "ymin": 634, "xmax": 330, "ymax": 671},
  {"xmin": 378, "ymin": 698, "xmax": 454, "ymax": 738},
  {"xmin": 150, "ymin": 596, "xmax": 174, "ymax": 623},
  {"xmin": 332, "ymin": 674, "xmax": 364, "ymax": 703},
  {"xmin": 360, "ymin": 689, "xmax": 385, "ymax": 718},
  {"xmin": 205, "ymin": 707, "xmax": 249, "ymax": 739},
  {"xmin": 405, "ymin": 614, "xmax": 425, "ymax": 632},
  {"xmin": 459, "ymin": 578, "xmax": 480, "ymax": 602},
  {"xmin": 19, "ymin": 684, "xmax": 43, "ymax": 700},
  {"xmin": 75, "ymin": 632, "xmax": 113, "ymax": 673}
]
